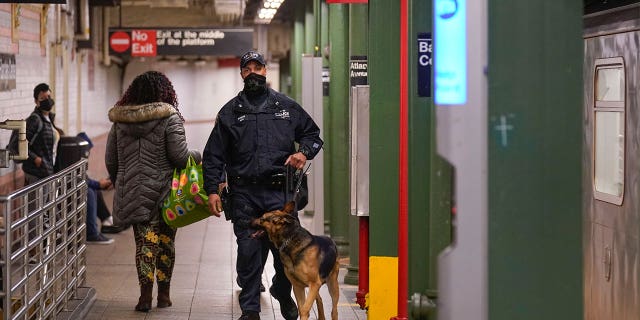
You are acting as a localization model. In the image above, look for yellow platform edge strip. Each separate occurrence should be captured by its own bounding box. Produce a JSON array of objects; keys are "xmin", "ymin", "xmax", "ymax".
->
[{"xmin": 368, "ymin": 256, "xmax": 398, "ymax": 320}]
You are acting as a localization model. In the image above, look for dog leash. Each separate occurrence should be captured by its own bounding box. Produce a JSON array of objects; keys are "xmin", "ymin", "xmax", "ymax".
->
[
  {"xmin": 293, "ymin": 162, "xmax": 311, "ymax": 192},
  {"xmin": 285, "ymin": 163, "xmax": 311, "ymax": 204},
  {"xmin": 293, "ymin": 163, "xmax": 311, "ymax": 198}
]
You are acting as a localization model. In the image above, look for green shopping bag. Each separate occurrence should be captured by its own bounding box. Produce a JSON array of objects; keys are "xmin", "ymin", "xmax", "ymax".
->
[{"xmin": 162, "ymin": 156, "xmax": 212, "ymax": 228}]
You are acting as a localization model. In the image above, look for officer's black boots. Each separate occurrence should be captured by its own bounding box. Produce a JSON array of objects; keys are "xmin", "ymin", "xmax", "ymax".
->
[{"xmin": 269, "ymin": 287, "xmax": 299, "ymax": 320}]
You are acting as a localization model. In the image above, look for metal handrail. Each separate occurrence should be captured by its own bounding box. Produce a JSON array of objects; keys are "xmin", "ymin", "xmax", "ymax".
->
[{"xmin": 0, "ymin": 160, "xmax": 88, "ymax": 320}]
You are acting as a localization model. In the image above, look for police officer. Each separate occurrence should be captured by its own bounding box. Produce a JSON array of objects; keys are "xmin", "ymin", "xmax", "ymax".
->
[{"xmin": 203, "ymin": 51, "xmax": 323, "ymax": 320}]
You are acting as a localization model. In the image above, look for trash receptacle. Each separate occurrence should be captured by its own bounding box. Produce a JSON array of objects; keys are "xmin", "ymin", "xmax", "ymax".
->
[{"xmin": 55, "ymin": 136, "xmax": 89, "ymax": 172}]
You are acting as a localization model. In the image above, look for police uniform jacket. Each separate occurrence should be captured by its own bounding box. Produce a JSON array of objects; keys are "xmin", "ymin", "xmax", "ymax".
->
[
  {"xmin": 203, "ymin": 88, "xmax": 323, "ymax": 195},
  {"xmin": 105, "ymin": 102, "xmax": 196, "ymax": 226}
]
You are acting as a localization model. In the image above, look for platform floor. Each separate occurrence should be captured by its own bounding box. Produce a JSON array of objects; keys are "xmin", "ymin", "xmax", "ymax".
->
[
  {"xmin": 82, "ymin": 124, "xmax": 368, "ymax": 320},
  {"xmin": 84, "ymin": 213, "xmax": 367, "ymax": 320}
]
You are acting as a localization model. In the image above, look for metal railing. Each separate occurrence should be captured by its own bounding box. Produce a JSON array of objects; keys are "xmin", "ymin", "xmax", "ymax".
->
[{"xmin": 0, "ymin": 160, "xmax": 88, "ymax": 320}]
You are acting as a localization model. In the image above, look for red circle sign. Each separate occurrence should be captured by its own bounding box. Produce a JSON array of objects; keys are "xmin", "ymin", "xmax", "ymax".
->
[{"xmin": 110, "ymin": 32, "xmax": 130, "ymax": 53}]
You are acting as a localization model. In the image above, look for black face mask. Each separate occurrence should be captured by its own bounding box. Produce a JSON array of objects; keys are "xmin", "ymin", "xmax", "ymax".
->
[
  {"xmin": 39, "ymin": 98, "xmax": 54, "ymax": 112},
  {"xmin": 243, "ymin": 73, "xmax": 267, "ymax": 97}
]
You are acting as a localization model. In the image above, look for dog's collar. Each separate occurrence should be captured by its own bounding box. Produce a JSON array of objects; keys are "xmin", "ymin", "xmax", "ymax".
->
[{"xmin": 278, "ymin": 237, "xmax": 292, "ymax": 251}]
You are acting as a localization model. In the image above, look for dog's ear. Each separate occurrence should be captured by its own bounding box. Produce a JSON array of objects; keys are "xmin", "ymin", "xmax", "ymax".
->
[{"xmin": 283, "ymin": 201, "xmax": 296, "ymax": 214}]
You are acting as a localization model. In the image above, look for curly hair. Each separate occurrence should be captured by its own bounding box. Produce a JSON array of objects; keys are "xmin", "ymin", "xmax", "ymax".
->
[{"xmin": 116, "ymin": 71, "xmax": 184, "ymax": 121}]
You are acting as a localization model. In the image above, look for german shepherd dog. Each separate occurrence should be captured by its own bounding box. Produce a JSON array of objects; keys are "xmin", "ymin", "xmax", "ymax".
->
[{"xmin": 253, "ymin": 201, "xmax": 340, "ymax": 320}]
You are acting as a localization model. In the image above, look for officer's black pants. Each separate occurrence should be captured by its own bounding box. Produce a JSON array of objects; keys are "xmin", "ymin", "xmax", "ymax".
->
[{"xmin": 230, "ymin": 184, "xmax": 294, "ymax": 313}]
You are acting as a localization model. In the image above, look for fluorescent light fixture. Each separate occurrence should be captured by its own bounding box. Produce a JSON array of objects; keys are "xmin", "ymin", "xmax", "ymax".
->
[{"xmin": 254, "ymin": 0, "xmax": 284, "ymax": 24}]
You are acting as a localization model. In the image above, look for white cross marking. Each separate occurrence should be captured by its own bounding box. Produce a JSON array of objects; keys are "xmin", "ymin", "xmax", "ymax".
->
[{"xmin": 494, "ymin": 115, "xmax": 513, "ymax": 147}]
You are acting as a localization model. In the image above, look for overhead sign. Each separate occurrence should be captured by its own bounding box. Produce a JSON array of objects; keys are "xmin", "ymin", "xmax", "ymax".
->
[
  {"xmin": 327, "ymin": 0, "xmax": 367, "ymax": 3},
  {"xmin": 434, "ymin": 0, "xmax": 467, "ymax": 105},
  {"xmin": 109, "ymin": 28, "xmax": 253, "ymax": 57},
  {"xmin": 18, "ymin": 0, "xmax": 66, "ymax": 3}
]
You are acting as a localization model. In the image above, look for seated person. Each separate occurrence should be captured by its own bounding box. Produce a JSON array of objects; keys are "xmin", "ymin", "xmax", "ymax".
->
[
  {"xmin": 86, "ymin": 177, "xmax": 114, "ymax": 244},
  {"xmin": 75, "ymin": 132, "xmax": 124, "ymax": 242},
  {"xmin": 95, "ymin": 183, "xmax": 126, "ymax": 233}
]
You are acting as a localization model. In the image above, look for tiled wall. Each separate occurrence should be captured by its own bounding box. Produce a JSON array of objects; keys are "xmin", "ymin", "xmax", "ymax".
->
[
  {"xmin": 0, "ymin": 4, "xmax": 268, "ymax": 195},
  {"xmin": 0, "ymin": 4, "xmax": 120, "ymax": 194}
]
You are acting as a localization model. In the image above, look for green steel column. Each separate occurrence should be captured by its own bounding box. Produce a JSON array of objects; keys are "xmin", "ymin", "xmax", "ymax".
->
[
  {"xmin": 328, "ymin": 3, "xmax": 350, "ymax": 256},
  {"xmin": 314, "ymin": 0, "xmax": 322, "ymax": 56},
  {"xmin": 291, "ymin": 1, "xmax": 305, "ymax": 102},
  {"xmin": 369, "ymin": 0, "xmax": 399, "ymax": 258},
  {"xmin": 304, "ymin": 0, "xmax": 315, "ymax": 54},
  {"xmin": 488, "ymin": 1, "xmax": 582, "ymax": 320},
  {"xmin": 406, "ymin": 0, "xmax": 429, "ymax": 302},
  {"xmin": 344, "ymin": 2, "xmax": 368, "ymax": 286},
  {"xmin": 407, "ymin": 1, "xmax": 452, "ymax": 317},
  {"xmin": 279, "ymin": 54, "xmax": 291, "ymax": 97},
  {"xmin": 321, "ymin": 1, "xmax": 329, "ymax": 66},
  {"xmin": 321, "ymin": 0, "xmax": 331, "ymax": 235},
  {"xmin": 368, "ymin": 1, "xmax": 400, "ymax": 316}
]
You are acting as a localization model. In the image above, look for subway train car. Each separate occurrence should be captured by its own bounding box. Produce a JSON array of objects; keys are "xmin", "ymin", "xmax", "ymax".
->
[{"xmin": 583, "ymin": 4, "xmax": 640, "ymax": 319}]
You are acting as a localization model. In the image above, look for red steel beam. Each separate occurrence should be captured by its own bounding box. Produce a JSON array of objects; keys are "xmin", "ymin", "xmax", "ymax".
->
[{"xmin": 392, "ymin": 0, "xmax": 409, "ymax": 319}]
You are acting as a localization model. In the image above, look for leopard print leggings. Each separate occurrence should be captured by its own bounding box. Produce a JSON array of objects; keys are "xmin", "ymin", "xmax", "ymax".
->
[{"xmin": 133, "ymin": 220, "xmax": 176, "ymax": 286}]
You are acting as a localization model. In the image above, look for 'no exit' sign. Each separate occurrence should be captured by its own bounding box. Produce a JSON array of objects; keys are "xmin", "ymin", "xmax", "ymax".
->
[{"xmin": 109, "ymin": 30, "xmax": 157, "ymax": 57}]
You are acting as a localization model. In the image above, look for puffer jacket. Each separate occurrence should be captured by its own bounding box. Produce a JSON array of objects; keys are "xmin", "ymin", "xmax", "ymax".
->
[
  {"xmin": 105, "ymin": 102, "xmax": 193, "ymax": 226},
  {"xmin": 22, "ymin": 109, "xmax": 56, "ymax": 178}
]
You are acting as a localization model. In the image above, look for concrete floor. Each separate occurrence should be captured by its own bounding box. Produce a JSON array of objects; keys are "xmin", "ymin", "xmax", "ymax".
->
[
  {"xmin": 83, "ymin": 213, "xmax": 367, "ymax": 320},
  {"xmin": 82, "ymin": 124, "xmax": 368, "ymax": 320}
]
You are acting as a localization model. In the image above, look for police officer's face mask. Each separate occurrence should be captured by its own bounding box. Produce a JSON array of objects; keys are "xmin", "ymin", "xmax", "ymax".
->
[
  {"xmin": 38, "ymin": 98, "xmax": 54, "ymax": 112},
  {"xmin": 243, "ymin": 73, "xmax": 267, "ymax": 96}
]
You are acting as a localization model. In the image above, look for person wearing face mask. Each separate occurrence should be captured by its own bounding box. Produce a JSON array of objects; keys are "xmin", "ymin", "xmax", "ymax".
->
[
  {"xmin": 22, "ymin": 84, "xmax": 64, "ymax": 261},
  {"xmin": 202, "ymin": 51, "xmax": 323, "ymax": 320},
  {"xmin": 22, "ymin": 83, "xmax": 63, "ymax": 186}
]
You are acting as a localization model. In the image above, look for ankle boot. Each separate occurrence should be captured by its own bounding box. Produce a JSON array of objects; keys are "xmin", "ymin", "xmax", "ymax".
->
[
  {"xmin": 157, "ymin": 283, "xmax": 172, "ymax": 308},
  {"xmin": 135, "ymin": 283, "xmax": 153, "ymax": 312}
]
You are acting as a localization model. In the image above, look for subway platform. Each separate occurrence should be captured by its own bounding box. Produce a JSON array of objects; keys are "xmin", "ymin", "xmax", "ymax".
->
[
  {"xmin": 80, "ymin": 127, "xmax": 367, "ymax": 320},
  {"xmin": 83, "ymin": 211, "xmax": 367, "ymax": 320}
]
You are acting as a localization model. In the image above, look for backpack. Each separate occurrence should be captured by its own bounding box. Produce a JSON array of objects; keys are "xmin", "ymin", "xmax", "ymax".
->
[{"xmin": 7, "ymin": 113, "xmax": 43, "ymax": 164}]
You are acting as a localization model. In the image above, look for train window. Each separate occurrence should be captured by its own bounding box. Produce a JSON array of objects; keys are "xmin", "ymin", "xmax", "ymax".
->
[
  {"xmin": 593, "ymin": 57, "xmax": 625, "ymax": 205},
  {"xmin": 596, "ymin": 68, "xmax": 624, "ymax": 101}
]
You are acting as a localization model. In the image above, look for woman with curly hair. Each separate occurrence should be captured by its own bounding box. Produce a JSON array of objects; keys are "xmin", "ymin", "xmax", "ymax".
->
[{"xmin": 105, "ymin": 71, "xmax": 199, "ymax": 312}]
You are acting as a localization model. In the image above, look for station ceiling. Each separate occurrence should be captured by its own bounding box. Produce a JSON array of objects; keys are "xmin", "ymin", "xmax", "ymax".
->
[{"xmin": 104, "ymin": 0, "xmax": 293, "ymax": 28}]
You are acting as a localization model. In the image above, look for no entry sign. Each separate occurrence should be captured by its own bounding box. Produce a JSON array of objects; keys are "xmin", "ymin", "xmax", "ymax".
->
[{"xmin": 109, "ymin": 32, "xmax": 130, "ymax": 53}]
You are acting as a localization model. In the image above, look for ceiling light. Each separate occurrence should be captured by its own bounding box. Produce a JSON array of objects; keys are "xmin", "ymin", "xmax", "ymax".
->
[{"xmin": 254, "ymin": 0, "xmax": 282, "ymax": 24}]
